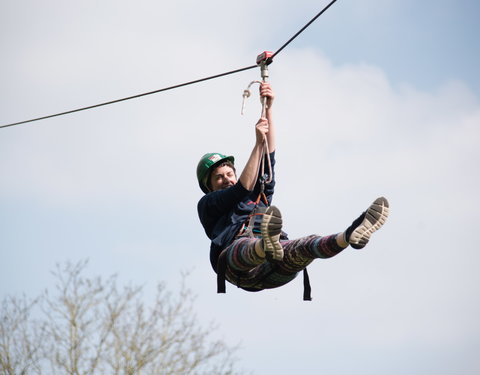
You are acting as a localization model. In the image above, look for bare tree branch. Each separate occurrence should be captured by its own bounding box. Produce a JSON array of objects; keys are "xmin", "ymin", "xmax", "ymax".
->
[
  {"xmin": 0, "ymin": 295, "xmax": 45, "ymax": 375},
  {"xmin": 1, "ymin": 260, "xmax": 245, "ymax": 375}
]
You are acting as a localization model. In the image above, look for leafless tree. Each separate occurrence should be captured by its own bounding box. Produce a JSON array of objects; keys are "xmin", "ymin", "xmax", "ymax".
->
[
  {"xmin": 0, "ymin": 294, "xmax": 45, "ymax": 374},
  {"xmin": 1, "ymin": 261, "xmax": 244, "ymax": 375}
]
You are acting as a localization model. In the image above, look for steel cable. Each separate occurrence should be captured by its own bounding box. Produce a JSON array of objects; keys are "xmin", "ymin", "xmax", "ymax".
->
[{"xmin": 1, "ymin": 0, "xmax": 338, "ymax": 129}]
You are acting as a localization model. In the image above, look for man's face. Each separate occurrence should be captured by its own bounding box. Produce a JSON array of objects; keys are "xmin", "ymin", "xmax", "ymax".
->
[{"xmin": 209, "ymin": 165, "xmax": 237, "ymax": 191}]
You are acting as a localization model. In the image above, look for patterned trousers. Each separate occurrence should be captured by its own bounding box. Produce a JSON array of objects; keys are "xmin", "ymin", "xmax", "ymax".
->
[{"xmin": 223, "ymin": 234, "xmax": 346, "ymax": 291}]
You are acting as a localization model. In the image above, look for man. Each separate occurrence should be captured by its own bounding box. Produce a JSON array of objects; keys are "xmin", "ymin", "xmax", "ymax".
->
[{"xmin": 196, "ymin": 83, "xmax": 389, "ymax": 299}]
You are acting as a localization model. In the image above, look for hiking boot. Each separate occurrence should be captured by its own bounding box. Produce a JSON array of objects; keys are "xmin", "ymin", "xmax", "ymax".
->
[
  {"xmin": 261, "ymin": 205, "xmax": 284, "ymax": 261},
  {"xmin": 346, "ymin": 197, "xmax": 389, "ymax": 249}
]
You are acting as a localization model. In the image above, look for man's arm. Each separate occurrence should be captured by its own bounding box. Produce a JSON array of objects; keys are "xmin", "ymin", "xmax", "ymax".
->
[
  {"xmin": 238, "ymin": 119, "xmax": 267, "ymax": 191},
  {"xmin": 238, "ymin": 83, "xmax": 276, "ymax": 191}
]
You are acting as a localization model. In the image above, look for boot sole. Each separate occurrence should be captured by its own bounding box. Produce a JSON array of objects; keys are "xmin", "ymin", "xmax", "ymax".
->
[
  {"xmin": 349, "ymin": 197, "xmax": 389, "ymax": 249},
  {"xmin": 261, "ymin": 205, "xmax": 284, "ymax": 261}
]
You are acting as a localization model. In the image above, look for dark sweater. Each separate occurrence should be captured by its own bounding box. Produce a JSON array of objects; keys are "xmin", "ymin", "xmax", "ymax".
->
[{"xmin": 197, "ymin": 152, "xmax": 276, "ymax": 271}]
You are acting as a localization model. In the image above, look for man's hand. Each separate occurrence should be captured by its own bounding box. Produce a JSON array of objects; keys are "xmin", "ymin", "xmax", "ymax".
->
[
  {"xmin": 255, "ymin": 117, "xmax": 269, "ymax": 144},
  {"xmin": 260, "ymin": 83, "xmax": 275, "ymax": 109}
]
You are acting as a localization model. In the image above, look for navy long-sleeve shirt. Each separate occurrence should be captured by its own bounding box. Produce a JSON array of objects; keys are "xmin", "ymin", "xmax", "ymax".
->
[{"xmin": 197, "ymin": 152, "xmax": 276, "ymax": 272}]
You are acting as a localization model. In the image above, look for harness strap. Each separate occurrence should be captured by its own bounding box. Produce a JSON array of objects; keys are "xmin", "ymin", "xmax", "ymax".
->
[
  {"xmin": 238, "ymin": 180, "xmax": 270, "ymax": 238},
  {"xmin": 217, "ymin": 249, "xmax": 228, "ymax": 294},
  {"xmin": 303, "ymin": 268, "xmax": 312, "ymax": 301},
  {"xmin": 260, "ymin": 138, "xmax": 273, "ymax": 184}
]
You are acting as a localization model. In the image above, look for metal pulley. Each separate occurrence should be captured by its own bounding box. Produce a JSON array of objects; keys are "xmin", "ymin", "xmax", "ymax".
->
[{"xmin": 241, "ymin": 51, "xmax": 273, "ymax": 116}]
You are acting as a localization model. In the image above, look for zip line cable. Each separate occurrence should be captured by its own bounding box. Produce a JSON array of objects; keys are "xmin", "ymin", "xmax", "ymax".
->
[
  {"xmin": 0, "ymin": 0, "xmax": 338, "ymax": 129},
  {"xmin": 0, "ymin": 65, "xmax": 257, "ymax": 129},
  {"xmin": 272, "ymin": 0, "xmax": 337, "ymax": 59}
]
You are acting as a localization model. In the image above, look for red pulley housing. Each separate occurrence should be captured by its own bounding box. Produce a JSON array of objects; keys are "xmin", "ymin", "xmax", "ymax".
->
[{"xmin": 256, "ymin": 51, "xmax": 274, "ymax": 66}]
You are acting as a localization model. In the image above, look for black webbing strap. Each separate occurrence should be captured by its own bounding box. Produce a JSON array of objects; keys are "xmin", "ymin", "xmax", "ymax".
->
[
  {"xmin": 217, "ymin": 249, "xmax": 228, "ymax": 293},
  {"xmin": 303, "ymin": 268, "xmax": 312, "ymax": 301}
]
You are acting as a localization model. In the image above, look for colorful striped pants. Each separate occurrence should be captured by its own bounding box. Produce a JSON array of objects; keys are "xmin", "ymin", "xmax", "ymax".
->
[{"xmin": 223, "ymin": 234, "xmax": 346, "ymax": 291}]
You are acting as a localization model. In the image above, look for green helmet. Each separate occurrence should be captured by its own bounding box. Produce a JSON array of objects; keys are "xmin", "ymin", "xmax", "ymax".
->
[{"xmin": 196, "ymin": 153, "xmax": 235, "ymax": 194}]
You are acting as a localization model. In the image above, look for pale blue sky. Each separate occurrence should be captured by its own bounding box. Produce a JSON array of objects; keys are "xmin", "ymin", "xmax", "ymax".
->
[{"xmin": 1, "ymin": 1, "xmax": 479, "ymax": 374}]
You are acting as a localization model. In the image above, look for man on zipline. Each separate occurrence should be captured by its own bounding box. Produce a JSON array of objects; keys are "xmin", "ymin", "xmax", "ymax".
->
[{"xmin": 196, "ymin": 83, "xmax": 389, "ymax": 299}]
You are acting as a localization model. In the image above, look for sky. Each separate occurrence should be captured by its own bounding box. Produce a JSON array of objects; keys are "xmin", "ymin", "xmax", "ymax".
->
[{"xmin": 1, "ymin": 0, "xmax": 479, "ymax": 374}]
